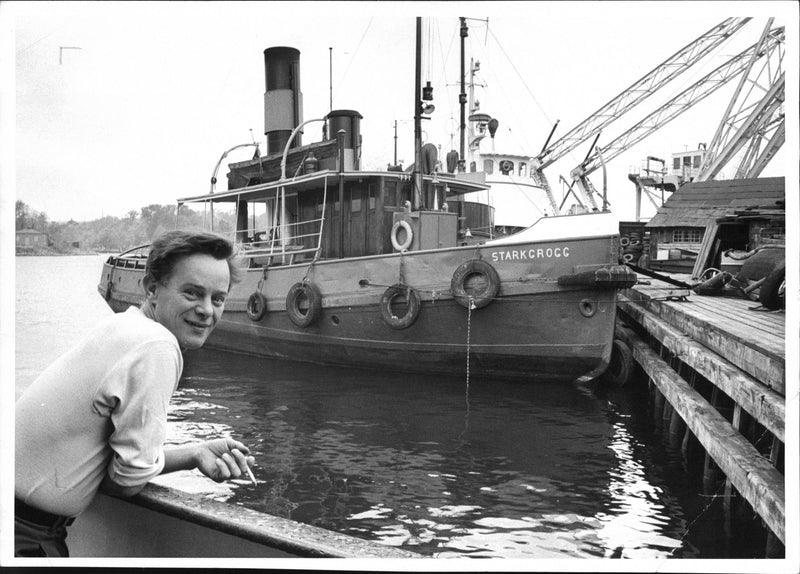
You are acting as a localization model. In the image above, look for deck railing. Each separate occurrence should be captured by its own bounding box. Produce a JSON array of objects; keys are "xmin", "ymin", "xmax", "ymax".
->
[{"xmin": 237, "ymin": 215, "xmax": 325, "ymax": 265}]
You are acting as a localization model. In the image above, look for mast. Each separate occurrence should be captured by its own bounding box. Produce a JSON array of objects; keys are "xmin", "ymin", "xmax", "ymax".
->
[
  {"xmin": 394, "ymin": 120, "xmax": 398, "ymax": 165},
  {"xmin": 459, "ymin": 17, "xmax": 468, "ymax": 171},
  {"xmin": 413, "ymin": 17, "xmax": 423, "ymax": 209}
]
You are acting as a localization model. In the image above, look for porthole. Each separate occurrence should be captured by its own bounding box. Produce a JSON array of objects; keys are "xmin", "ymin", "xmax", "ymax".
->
[{"xmin": 579, "ymin": 298, "xmax": 596, "ymax": 318}]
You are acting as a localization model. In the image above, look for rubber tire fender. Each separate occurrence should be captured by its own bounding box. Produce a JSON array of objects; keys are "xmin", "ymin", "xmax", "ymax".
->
[
  {"xmin": 391, "ymin": 220, "xmax": 413, "ymax": 252},
  {"xmin": 286, "ymin": 282, "xmax": 322, "ymax": 327},
  {"xmin": 246, "ymin": 291, "xmax": 267, "ymax": 321},
  {"xmin": 602, "ymin": 339, "xmax": 634, "ymax": 387},
  {"xmin": 379, "ymin": 284, "xmax": 421, "ymax": 329},
  {"xmin": 451, "ymin": 259, "xmax": 500, "ymax": 309},
  {"xmin": 759, "ymin": 264, "xmax": 785, "ymax": 310}
]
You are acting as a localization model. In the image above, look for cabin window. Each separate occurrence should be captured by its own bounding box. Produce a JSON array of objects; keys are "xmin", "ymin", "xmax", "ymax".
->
[
  {"xmin": 673, "ymin": 157, "xmax": 681, "ymax": 170},
  {"xmin": 369, "ymin": 186, "xmax": 376, "ymax": 210},
  {"xmin": 484, "ymin": 159, "xmax": 493, "ymax": 174},
  {"xmin": 693, "ymin": 155, "xmax": 701, "ymax": 168},
  {"xmin": 470, "ymin": 161, "xmax": 477, "ymax": 173},
  {"xmin": 683, "ymin": 156, "xmax": 692, "ymax": 166},
  {"xmin": 519, "ymin": 162, "xmax": 527, "ymax": 177},
  {"xmin": 351, "ymin": 198, "xmax": 361, "ymax": 212},
  {"xmin": 384, "ymin": 181, "xmax": 397, "ymax": 207},
  {"xmin": 673, "ymin": 228, "xmax": 702, "ymax": 243}
]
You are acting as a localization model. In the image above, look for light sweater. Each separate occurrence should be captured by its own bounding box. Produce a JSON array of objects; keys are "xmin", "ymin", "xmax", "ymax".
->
[{"xmin": 15, "ymin": 306, "xmax": 183, "ymax": 517}]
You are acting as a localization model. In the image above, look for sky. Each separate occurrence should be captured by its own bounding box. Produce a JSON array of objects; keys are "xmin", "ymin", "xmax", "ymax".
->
[{"xmin": 2, "ymin": 1, "xmax": 798, "ymax": 225}]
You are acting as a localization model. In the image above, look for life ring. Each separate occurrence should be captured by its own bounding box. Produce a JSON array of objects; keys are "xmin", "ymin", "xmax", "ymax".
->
[
  {"xmin": 246, "ymin": 291, "xmax": 267, "ymax": 321},
  {"xmin": 602, "ymin": 339, "xmax": 634, "ymax": 387},
  {"xmin": 391, "ymin": 220, "xmax": 413, "ymax": 251},
  {"xmin": 620, "ymin": 236, "xmax": 630, "ymax": 247},
  {"xmin": 286, "ymin": 282, "xmax": 322, "ymax": 327},
  {"xmin": 500, "ymin": 160, "xmax": 513, "ymax": 173},
  {"xmin": 451, "ymin": 259, "xmax": 500, "ymax": 309},
  {"xmin": 379, "ymin": 284, "xmax": 421, "ymax": 329}
]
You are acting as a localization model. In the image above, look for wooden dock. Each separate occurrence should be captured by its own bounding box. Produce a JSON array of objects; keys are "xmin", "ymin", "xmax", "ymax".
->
[{"xmin": 615, "ymin": 276, "xmax": 785, "ymax": 553}]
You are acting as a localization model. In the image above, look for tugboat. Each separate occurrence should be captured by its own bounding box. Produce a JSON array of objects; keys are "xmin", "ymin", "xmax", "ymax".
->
[{"xmin": 98, "ymin": 28, "xmax": 635, "ymax": 383}]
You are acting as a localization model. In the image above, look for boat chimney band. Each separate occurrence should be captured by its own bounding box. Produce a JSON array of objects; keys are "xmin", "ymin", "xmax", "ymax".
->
[{"xmin": 264, "ymin": 47, "xmax": 303, "ymax": 156}]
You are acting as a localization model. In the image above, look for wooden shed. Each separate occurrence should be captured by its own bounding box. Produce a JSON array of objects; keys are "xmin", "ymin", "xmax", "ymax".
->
[{"xmin": 644, "ymin": 177, "xmax": 784, "ymax": 275}]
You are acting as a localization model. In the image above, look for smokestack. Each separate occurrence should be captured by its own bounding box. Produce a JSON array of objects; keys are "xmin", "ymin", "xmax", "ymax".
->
[
  {"xmin": 263, "ymin": 47, "xmax": 303, "ymax": 156},
  {"xmin": 327, "ymin": 109, "xmax": 363, "ymax": 171}
]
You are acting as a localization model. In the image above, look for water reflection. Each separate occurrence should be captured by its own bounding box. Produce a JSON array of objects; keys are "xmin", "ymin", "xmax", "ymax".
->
[
  {"xmin": 152, "ymin": 348, "xmax": 703, "ymax": 558},
  {"xmin": 594, "ymin": 421, "xmax": 684, "ymax": 559}
]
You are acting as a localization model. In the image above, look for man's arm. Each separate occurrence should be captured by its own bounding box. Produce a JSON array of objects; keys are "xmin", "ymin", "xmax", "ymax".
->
[
  {"xmin": 100, "ymin": 438, "xmax": 255, "ymax": 497},
  {"xmin": 162, "ymin": 438, "xmax": 254, "ymax": 481}
]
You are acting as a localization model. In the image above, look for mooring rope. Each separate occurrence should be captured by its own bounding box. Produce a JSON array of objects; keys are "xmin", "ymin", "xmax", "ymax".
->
[
  {"xmin": 465, "ymin": 296, "xmax": 473, "ymax": 390},
  {"xmin": 398, "ymin": 251, "xmax": 406, "ymax": 285},
  {"xmin": 457, "ymin": 296, "xmax": 475, "ymax": 445}
]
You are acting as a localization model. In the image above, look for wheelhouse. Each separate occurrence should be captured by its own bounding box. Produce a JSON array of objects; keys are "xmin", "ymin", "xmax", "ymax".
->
[{"xmin": 176, "ymin": 155, "xmax": 493, "ymax": 268}]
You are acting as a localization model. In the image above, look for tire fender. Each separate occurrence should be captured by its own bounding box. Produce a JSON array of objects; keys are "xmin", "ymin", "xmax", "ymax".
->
[
  {"xmin": 759, "ymin": 264, "xmax": 785, "ymax": 310},
  {"xmin": 602, "ymin": 339, "xmax": 634, "ymax": 387},
  {"xmin": 379, "ymin": 284, "xmax": 421, "ymax": 329},
  {"xmin": 450, "ymin": 259, "xmax": 500, "ymax": 309},
  {"xmin": 286, "ymin": 282, "xmax": 322, "ymax": 327},
  {"xmin": 246, "ymin": 291, "xmax": 267, "ymax": 321}
]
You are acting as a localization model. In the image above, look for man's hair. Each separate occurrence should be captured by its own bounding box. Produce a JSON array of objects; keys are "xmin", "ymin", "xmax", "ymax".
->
[{"xmin": 144, "ymin": 230, "xmax": 242, "ymax": 288}]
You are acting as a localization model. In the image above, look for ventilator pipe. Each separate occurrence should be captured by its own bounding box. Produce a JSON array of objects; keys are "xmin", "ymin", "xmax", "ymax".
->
[
  {"xmin": 280, "ymin": 118, "xmax": 327, "ymax": 181},
  {"xmin": 210, "ymin": 143, "xmax": 260, "ymax": 194}
]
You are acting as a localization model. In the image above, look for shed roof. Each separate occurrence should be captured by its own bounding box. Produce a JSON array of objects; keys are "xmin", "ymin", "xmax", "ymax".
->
[
  {"xmin": 16, "ymin": 228, "xmax": 47, "ymax": 235},
  {"xmin": 645, "ymin": 177, "xmax": 784, "ymax": 228}
]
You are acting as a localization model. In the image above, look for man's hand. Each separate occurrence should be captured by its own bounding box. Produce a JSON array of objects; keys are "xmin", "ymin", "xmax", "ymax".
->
[{"xmin": 194, "ymin": 438, "xmax": 255, "ymax": 483}]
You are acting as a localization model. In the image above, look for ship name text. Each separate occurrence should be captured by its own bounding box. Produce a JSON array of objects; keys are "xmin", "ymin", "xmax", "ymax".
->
[{"xmin": 490, "ymin": 246, "xmax": 570, "ymax": 262}]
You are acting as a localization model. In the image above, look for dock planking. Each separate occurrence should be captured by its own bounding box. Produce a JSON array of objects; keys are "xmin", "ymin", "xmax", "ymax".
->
[
  {"xmin": 620, "ymin": 278, "xmax": 785, "ymax": 394},
  {"xmin": 616, "ymin": 275, "xmax": 785, "ymax": 548},
  {"xmin": 616, "ymin": 299, "xmax": 784, "ymax": 442}
]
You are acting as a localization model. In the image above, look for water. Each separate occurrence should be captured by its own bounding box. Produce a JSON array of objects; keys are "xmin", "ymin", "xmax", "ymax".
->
[{"xmin": 14, "ymin": 255, "xmax": 770, "ymax": 560}]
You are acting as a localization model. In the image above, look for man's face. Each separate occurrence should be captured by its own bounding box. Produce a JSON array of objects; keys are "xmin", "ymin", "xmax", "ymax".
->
[{"xmin": 146, "ymin": 253, "xmax": 230, "ymax": 350}]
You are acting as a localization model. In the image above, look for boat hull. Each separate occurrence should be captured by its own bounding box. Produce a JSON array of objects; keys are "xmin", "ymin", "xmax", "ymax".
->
[{"xmin": 99, "ymin": 231, "xmax": 624, "ymax": 383}]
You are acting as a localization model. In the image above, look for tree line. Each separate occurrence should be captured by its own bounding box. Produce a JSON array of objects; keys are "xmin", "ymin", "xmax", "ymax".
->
[{"xmin": 15, "ymin": 200, "xmax": 235, "ymax": 254}]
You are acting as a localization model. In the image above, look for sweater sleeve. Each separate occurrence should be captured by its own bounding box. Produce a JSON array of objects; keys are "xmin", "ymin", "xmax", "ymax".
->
[{"xmin": 100, "ymin": 339, "xmax": 182, "ymax": 487}]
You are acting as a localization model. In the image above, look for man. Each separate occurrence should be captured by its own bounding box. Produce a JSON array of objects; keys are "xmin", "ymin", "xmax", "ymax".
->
[{"xmin": 15, "ymin": 230, "xmax": 255, "ymax": 557}]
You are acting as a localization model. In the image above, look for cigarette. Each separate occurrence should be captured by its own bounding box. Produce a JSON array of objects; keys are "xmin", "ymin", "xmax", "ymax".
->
[{"xmin": 245, "ymin": 465, "xmax": 258, "ymax": 487}]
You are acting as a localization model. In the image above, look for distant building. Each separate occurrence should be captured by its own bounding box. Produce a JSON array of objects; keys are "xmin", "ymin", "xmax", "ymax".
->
[
  {"xmin": 16, "ymin": 228, "xmax": 49, "ymax": 249},
  {"xmin": 670, "ymin": 148, "xmax": 707, "ymax": 183}
]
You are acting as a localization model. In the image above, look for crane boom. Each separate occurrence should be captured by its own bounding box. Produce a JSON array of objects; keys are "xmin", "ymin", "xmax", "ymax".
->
[
  {"xmin": 697, "ymin": 19, "xmax": 776, "ymax": 175},
  {"xmin": 532, "ymin": 17, "xmax": 750, "ymax": 173},
  {"xmin": 696, "ymin": 72, "xmax": 785, "ymax": 181},
  {"xmin": 745, "ymin": 120, "xmax": 784, "ymax": 178},
  {"xmin": 570, "ymin": 27, "xmax": 784, "ymax": 185}
]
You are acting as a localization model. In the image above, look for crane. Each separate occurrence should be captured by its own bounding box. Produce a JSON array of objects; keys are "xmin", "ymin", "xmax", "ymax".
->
[
  {"xmin": 530, "ymin": 17, "xmax": 752, "ymax": 212},
  {"xmin": 695, "ymin": 19, "xmax": 785, "ymax": 181},
  {"xmin": 570, "ymin": 27, "xmax": 785, "ymax": 209}
]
